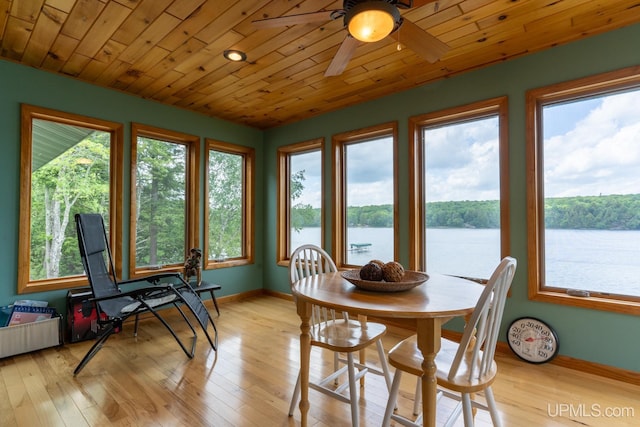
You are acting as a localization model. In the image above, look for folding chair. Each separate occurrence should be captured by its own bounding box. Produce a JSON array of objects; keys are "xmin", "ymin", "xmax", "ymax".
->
[{"xmin": 73, "ymin": 213, "xmax": 217, "ymax": 375}]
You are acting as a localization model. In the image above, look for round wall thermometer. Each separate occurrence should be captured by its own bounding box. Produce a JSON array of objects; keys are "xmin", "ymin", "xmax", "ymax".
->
[{"xmin": 507, "ymin": 317, "xmax": 559, "ymax": 364}]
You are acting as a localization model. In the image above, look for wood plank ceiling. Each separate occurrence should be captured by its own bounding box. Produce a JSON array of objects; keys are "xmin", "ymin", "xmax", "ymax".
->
[{"xmin": 1, "ymin": 0, "xmax": 640, "ymax": 130}]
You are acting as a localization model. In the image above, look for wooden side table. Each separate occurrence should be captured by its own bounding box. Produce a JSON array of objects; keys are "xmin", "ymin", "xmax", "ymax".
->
[{"xmin": 190, "ymin": 281, "xmax": 221, "ymax": 316}]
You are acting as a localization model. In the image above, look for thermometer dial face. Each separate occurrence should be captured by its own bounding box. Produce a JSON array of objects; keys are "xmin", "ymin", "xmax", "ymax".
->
[{"xmin": 507, "ymin": 317, "xmax": 559, "ymax": 364}]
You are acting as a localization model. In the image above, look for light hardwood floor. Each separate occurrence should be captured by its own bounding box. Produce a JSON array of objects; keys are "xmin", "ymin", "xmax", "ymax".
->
[{"xmin": 0, "ymin": 295, "xmax": 637, "ymax": 426}]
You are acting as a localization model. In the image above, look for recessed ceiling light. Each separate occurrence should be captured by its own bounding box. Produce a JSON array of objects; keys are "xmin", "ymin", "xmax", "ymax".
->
[{"xmin": 224, "ymin": 49, "xmax": 247, "ymax": 62}]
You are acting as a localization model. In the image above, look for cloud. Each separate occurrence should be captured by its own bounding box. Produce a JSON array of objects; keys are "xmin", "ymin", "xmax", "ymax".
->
[
  {"xmin": 290, "ymin": 137, "xmax": 396, "ymax": 207},
  {"xmin": 544, "ymin": 91, "xmax": 640, "ymax": 197},
  {"xmin": 425, "ymin": 117, "xmax": 501, "ymax": 202},
  {"xmin": 345, "ymin": 137, "xmax": 395, "ymax": 205},
  {"xmin": 346, "ymin": 137, "xmax": 394, "ymax": 182},
  {"xmin": 291, "ymin": 150, "xmax": 323, "ymax": 208}
]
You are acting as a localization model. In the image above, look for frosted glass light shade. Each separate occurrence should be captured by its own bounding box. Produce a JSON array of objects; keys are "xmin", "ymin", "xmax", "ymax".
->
[{"xmin": 346, "ymin": 2, "xmax": 400, "ymax": 43}]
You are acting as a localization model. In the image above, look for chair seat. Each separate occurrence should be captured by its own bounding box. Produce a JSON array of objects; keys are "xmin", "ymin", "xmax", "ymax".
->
[
  {"xmin": 311, "ymin": 319, "xmax": 387, "ymax": 352},
  {"xmin": 388, "ymin": 335, "xmax": 497, "ymax": 393},
  {"xmin": 121, "ymin": 293, "xmax": 178, "ymax": 313}
]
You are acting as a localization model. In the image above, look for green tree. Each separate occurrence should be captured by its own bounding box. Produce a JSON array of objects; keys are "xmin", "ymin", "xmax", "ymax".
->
[
  {"xmin": 290, "ymin": 169, "xmax": 318, "ymax": 231},
  {"xmin": 30, "ymin": 133, "xmax": 110, "ymax": 280},
  {"xmin": 135, "ymin": 138, "xmax": 186, "ymax": 266},
  {"xmin": 208, "ymin": 150, "xmax": 242, "ymax": 258},
  {"xmin": 544, "ymin": 194, "xmax": 640, "ymax": 230}
]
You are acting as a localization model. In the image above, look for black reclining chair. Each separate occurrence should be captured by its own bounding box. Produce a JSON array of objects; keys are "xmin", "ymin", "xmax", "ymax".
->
[{"xmin": 73, "ymin": 213, "xmax": 217, "ymax": 375}]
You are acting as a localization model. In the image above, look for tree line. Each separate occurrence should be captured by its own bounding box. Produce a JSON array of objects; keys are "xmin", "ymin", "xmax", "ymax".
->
[
  {"xmin": 291, "ymin": 194, "xmax": 640, "ymax": 230},
  {"xmin": 544, "ymin": 194, "xmax": 640, "ymax": 230}
]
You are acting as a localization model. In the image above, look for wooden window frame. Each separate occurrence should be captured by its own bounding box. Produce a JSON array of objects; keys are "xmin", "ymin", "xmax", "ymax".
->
[
  {"xmin": 276, "ymin": 138, "xmax": 324, "ymax": 266},
  {"xmin": 204, "ymin": 139, "xmax": 254, "ymax": 269},
  {"xmin": 18, "ymin": 104, "xmax": 123, "ymax": 293},
  {"xmin": 332, "ymin": 122, "xmax": 399, "ymax": 268},
  {"xmin": 129, "ymin": 123, "xmax": 200, "ymax": 277},
  {"xmin": 526, "ymin": 66, "xmax": 640, "ymax": 314},
  {"xmin": 409, "ymin": 97, "xmax": 510, "ymax": 275}
]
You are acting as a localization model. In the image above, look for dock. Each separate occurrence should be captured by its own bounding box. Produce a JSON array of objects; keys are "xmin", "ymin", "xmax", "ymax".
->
[{"xmin": 349, "ymin": 243, "xmax": 372, "ymax": 253}]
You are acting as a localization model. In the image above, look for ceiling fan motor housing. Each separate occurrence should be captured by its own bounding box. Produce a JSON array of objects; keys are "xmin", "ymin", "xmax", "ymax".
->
[{"xmin": 343, "ymin": 0, "xmax": 412, "ymax": 9}]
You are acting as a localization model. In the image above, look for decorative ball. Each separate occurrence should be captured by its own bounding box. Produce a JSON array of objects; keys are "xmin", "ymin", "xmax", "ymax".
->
[
  {"xmin": 369, "ymin": 259, "xmax": 385, "ymax": 269},
  {"xmin": 382, "ymin": 261, "xmax": 405, "ymax": 282},
  {"xmin": 360, "ymin": 262, "xmax": 383, "ymax": 281}
]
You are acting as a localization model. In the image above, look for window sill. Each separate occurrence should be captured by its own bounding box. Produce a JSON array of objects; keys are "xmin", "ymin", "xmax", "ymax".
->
[
  {"xmin": 531, "ymin": 289, "xmax": 640, "ymax": 315},
  {"xmin": 206, "ymin": 259, "xmax": 252, "ymax": 270}
]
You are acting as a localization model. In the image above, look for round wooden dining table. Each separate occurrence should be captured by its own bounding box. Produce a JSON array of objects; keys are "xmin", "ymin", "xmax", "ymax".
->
[{"xmin": 291, "ymin": 271, "xmax": 485, "ymax": 427}]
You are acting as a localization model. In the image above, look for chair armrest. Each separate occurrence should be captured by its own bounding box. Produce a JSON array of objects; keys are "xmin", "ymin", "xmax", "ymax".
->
[{"xmin": 118, "ymin": 271, "xmax": 183, "ymax": 286}]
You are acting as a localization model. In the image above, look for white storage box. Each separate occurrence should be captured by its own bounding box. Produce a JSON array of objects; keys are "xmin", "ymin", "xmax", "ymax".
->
[{"xmin": 0, "ymin": 315, "xmax": 62, "ymax": 358}]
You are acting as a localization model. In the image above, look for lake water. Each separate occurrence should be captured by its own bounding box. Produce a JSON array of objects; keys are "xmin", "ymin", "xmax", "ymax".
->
[{"xmin": 291, "ymin": 227, "xmax": 640, "ymax": 296}]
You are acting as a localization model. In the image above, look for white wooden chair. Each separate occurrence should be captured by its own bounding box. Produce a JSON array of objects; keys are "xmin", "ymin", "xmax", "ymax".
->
[
  {"xmin": 288, "ymin": 244, "xmax": 393, "ymax": 426},
  {"xmin": 382, "ymin": 257, "xmax": 517, "ymax": 427}
]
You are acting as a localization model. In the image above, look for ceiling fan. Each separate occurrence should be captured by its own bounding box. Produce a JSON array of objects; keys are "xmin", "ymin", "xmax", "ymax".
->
[{"xmin": 253, "ymin": 0, "xmax": 449, "ymax": 76}]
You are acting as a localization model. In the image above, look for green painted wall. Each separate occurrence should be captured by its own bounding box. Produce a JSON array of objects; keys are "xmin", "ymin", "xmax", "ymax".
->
[
  {"xmin": 0, "ymin": 59, "xmax": 265, "ymax": 316},
  {"xmin": 262, "ymin": 24, "xmax": 640, "ymax": 372}
]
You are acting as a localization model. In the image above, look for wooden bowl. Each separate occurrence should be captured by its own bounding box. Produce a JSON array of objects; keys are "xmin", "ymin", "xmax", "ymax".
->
[{"xmin": 341, "ymin": 270, "xmax": 429, "ymax": 292}]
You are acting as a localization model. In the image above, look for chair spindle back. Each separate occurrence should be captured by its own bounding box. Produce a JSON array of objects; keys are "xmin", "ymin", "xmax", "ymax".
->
[{"xmin": 449, "ymin": 256, "xmax": 517, "ymax": 382}]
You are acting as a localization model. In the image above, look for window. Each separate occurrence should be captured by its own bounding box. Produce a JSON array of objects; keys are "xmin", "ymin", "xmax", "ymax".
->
[
  {"xmin": 18, "ymin": 105, "xmax": 123, "ymax": 293},
  {"xmin": 526, "ymin": 66, "xmax": 640, "ymax": 313},
  {"xmin": 130, "ymin": 124, "xmax": 199, "ymax": 276},
  {"xmin": 332, "ymin": 123, "xmax": 398, "ymax": 267},
  {"xmin": 205, "ymin": 139, "xmax": 254, "ymax": 268},
  {"xmin": 277, "ymin": 139, "xmax": 324, "ymax": 264},
  {"xmin": 409, "ymin": 98, "xmax": 510, "ymax": 278}
]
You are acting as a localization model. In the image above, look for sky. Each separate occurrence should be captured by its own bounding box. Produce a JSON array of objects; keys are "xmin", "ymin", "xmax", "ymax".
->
[
  {"xmin": 345, "ymin": 138, "xmax": 394, "ymax": 206},
  {"xmin": 290, "ymin": 150, "xmax": 323, "ymax": 208},
  {"xmin": 290, "ymin": 89, "xmax": 640, "ymax": 207},
  {"xmin": 424, "ymin": 117, "xmax": 500, "ymax": 202},
  {"xmin": 543, "ymin": 90, "xmax": 640, "ymax": 198}
]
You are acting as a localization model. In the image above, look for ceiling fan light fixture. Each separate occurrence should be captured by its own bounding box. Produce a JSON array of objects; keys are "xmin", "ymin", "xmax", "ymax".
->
[
  {"xmin": 223, "ymin": 49, "xmax": 247, "ymax": 62},
  {"xmin": 346, "ymin": 1, "xmax": 400, "ymax": 43}
]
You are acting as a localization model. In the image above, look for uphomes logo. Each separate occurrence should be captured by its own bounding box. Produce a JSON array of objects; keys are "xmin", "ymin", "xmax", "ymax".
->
[{"xmin": 548, "ymin": 403, "xmax": 635, "ymax": 418}]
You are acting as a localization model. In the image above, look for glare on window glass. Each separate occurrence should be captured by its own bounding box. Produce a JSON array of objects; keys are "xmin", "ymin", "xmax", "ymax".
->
[
  {"xmin": 135, "ymin": 137, "xmax": 186, "ymax": 267},
  {"xmin": 345, "ymin": 137, "xmax": 394, "ymax": 265},
  {"xmin": 30, "ymin": 119, "xmax": 111, "ymax": 281},
  {"xmin": 289, "ymin": 150, "xmax": 322, "ymax": 252},
  {"xmin": 423, "ymin": 116, "xmax": 500, "ymax": 279},
  {"xmin": 208, "ymin": 150, "xmax": 243, "ymax": 260},
  {"xmin": 542, "ymin": 90, "xmax": 640, "ymax": 296}
]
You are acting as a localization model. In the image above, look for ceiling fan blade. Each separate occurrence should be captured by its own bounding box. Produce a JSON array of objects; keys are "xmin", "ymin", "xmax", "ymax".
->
[
  {"xmin": 252, "ymin": 10, "xmax": 335, "ymax": 29},
  {"xmin": 325, "ymin": 36, "xmax": 360, "ymax": 76},
  {"xmin": 411, "ymin": 0, "xmax": 438, "ymax": 7},
  {"xmin": 390, "ymin": 18, "xmax": 449, "ymax": 63}
]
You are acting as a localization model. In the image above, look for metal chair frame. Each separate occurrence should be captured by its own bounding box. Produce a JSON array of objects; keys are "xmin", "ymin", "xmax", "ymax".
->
[{"xmin": 74, "ymin": 213, "xmax": 217, "ymax": 375}]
